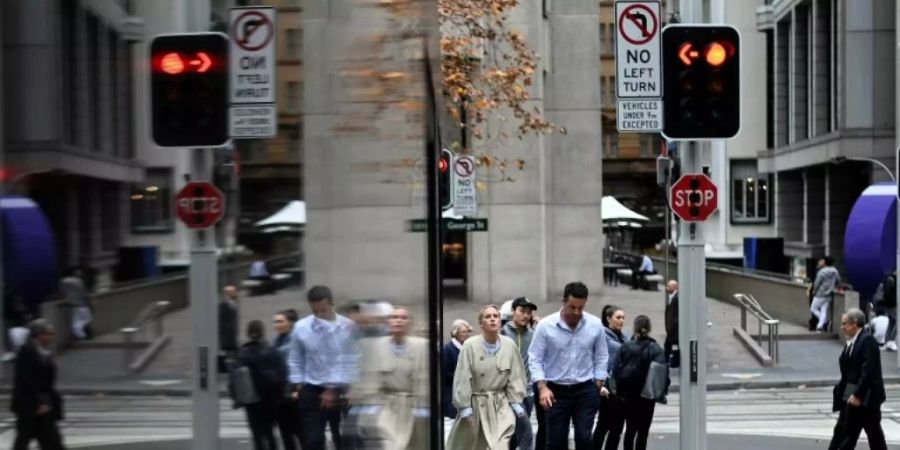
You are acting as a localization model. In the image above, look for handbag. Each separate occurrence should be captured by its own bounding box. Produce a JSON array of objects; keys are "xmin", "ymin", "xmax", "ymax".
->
[
  {"xmin": 229, "ymin": 366, "xmax": 260, "ymax": 406},
  {"xmin": 640, "ymin": 361, "xmax": 669, "ymax": 402}
]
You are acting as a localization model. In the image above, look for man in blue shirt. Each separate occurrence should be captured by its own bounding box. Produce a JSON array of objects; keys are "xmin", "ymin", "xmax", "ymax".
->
[
  {"xmin": 631, "ymin": 254, "xmax": 654, "ymax": 290},
  {"xmin": 529, "ymin": 282, "xmax": 608, "ymax": 450},
  {"xmin": 288, "ymin": 286, "xmax": 357, "ymax": 450}
]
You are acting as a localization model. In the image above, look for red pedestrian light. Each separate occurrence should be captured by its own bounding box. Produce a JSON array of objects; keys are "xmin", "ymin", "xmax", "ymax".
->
[
  {"xmin": 439, "ymin": 158, "xmax": 449, "ymax": 173},
  {"xmin": 160, "ymin": 52, "xmax": 185, "ymax": 74}
]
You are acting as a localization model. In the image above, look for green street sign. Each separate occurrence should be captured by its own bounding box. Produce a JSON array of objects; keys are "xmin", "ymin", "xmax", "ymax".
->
[{"xmin": 407, "ymin": 218, "xmax": 489, "ymax": 232}]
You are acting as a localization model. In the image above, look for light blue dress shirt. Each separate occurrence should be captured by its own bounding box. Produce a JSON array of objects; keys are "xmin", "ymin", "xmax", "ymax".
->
[
  {"xmin": 528, "ymin": 310, "xmax": 609, "ymax": 385},
  {"xmin": 287, "ymin": 314, "xmax": 358, "ymax": 386},
  {"xmin": 639, "ymin": 255, "xmax": 654, "ymax": 272}
]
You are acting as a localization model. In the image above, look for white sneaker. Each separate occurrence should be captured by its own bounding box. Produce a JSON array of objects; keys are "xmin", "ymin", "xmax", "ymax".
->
[{"xmin": 886, "ymin": 341, "xmax": 898, "ymax": 352}]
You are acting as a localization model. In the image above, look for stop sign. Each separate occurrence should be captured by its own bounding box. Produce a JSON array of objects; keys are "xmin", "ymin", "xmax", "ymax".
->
[
  {"xmin": 175, "ymin": 181, "xmax": 224, "ymax": 229},
  {"xmin": 670, "ymin": 174, "xmax": 718, "ymax": 221}
]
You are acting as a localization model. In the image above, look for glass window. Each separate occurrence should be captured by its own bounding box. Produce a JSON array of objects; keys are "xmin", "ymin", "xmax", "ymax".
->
[
  {"xmin": 131, "ymin": 169, "xmax": 173, "ymax": 232},
  {"xmin": 731, "ymin": 161, "xmax": 772, "ymax": 224},
  {"xmin": 287, "ymin": 81, "xmax": 301, "ymax": 111},
  {"xmin": 286, "ymin": 28, "xmax": 301, "ymax": 57}
]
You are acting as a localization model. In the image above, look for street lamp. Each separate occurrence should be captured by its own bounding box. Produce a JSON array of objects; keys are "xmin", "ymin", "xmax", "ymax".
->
[{"xmin": 830, "ymin": 155, "xmax": 899, "ymax": 368}]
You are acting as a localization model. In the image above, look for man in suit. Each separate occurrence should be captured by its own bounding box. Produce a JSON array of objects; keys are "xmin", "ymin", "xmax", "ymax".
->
[
  {"xmin": 11, "ymin": 319, "xmax": 64, "ymax": 450},
  {"xmin": 219, "ymin": 285, "xmax": 239, "ymax": 372},
  {"xmin": 664, "ymin": 280, "xmax": 679, "ymax": 368},
  {"xmin": 828, "ymin": 308, "xmax": 887, "ymax": 450}
]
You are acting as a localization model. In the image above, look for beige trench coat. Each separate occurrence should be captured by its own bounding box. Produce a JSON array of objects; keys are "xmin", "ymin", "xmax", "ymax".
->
[
  {"xmin": 355, "ymin": 336, "xmax": 428, "ymax": 450},
  {"xmin": 446, "ymin": 335, "xmax": 527, "ymax": 450}
]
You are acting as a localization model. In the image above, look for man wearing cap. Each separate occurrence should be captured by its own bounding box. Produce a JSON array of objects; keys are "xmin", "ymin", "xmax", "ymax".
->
[{"xmin": 501, "ymin": 297, "xmax": 537, "ymax": 450}]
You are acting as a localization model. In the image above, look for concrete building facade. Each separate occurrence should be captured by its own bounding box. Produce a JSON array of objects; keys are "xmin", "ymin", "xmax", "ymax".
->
[
  {"xmin": 755, "ymin": 0, "xmax": 895, "ymax": 277},
  {"xmin": 302, "ymin": 0, "xmax": 605, "ymax": 303}
]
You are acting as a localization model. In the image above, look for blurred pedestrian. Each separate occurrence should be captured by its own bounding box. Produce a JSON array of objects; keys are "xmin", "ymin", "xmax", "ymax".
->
[
  {"xmin": 11, "ymin": 319, "xmax": 64, "ymax": 450},
  {"xmin": 612, "ymin": 315, "xmax": 668, "ymax": 450},
  {"xmin": 501, "ymin": 297, "xmax": 537, "ymax": 450},
  {"xmin": 872, "ymin": 271, "xmax": 897, "ymax": 349},
  {"xmin": 442, "ymin": 319, "xmax": 472, "ymax": 419},
  {"xmin": 60, "ymin": 267, "xmax": 92, "ymax": 340},
  {"xmin": 529, "ymin": 282, "xmax": 608, "ymax": 450},
  {"xmin": 249, "ymin": 258, "xmax": 271, "ymax": 281},
  {"xmin": 272, "ymin": 309, "xmax": 301, "ymax": 450},
  {"xmin": 593, "ymin": 305, "xmax": 629, "ymax": 450},
  {"xmin": 811, "ymin": 256, "xmax": 841, "ymax": 332},
  {"xmin": 630, "ymin": 255, "xmax": 654, "ymax": 290},
  {"xmin": 288, "ymin": 285, "xmax": 358, "ymax": 450},
  {"xmin": 3, "ymin": 289, "xmax": 32, "ymax": 362},
  {"xmin": 236, "ymin": 320, "xmax": 287, "ymax": 450},
  {"xmin": 353, "ymin": 307, "xmax": 429, "ymax": 449},
  {"xmin": 664, "ymin": 280, "xmax": 679, "ymax": 368},
  {"xmin": 828, "ymin": 308, "xmax": 887, "ymax": 450},
  {"xmin": 219, "ymin": 285, "xmax": 240, "ymax": 372},
  {"xmin": 446, "ymin": 304, "xmax": 526, "ymax": 450}
]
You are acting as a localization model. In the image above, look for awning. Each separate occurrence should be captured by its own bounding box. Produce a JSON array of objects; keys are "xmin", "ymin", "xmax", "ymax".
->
[
  {"xmin": 255, "ymin": 201, "xmax": 306, "ymax": 228},
  {"xmin": 602, "ymin": 196, "xmax": 650, "ymax": 222}
]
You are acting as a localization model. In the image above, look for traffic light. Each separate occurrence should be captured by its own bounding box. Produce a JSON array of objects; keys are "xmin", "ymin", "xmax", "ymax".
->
[
  {"xmin": 440, "ymin": 149, "xmax": 453, "ymax": 211},
  {"xmin": 151, "ymin": 33, "xmax": 229, "ymax": 147},
  {"xmin": 662, "ymin": 25, "xmax": 740, "ymax": 139}
]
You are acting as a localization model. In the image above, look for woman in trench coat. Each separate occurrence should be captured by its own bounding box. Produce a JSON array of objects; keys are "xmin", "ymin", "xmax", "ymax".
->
[
  {"xmin": 446, "ymin": 304, "xmax": 527, "ymax": 450},
  {"xmin": 353, "ymin": 307, "xmax": 428, "ymax": 450}
]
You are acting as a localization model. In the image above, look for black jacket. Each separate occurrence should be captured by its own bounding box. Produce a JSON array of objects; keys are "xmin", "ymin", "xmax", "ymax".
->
[
  {"xmin": 11, "ymin": 341, "xmax": 63, "ymax": 421},
  {"xmin": 441, "ymin": 341, "xmax": 462, "ymax": 418},
  {"xmin": 219, "ymin": 300, "xmax": 239, "ymax": 352},
  {"xmin": 237, "ymin": 341, "xmax": 288, "ymax": 406},
  {"xmin": 832, "ymin": 331, "xmax": 886, "ymax": 412},
  {"xmin": 613, "ymin": 336, "xmax": 668, "ymax": 400},
  {"xmin": 665, "ymin": 293, "xmax": 679, "ymax": 343}
]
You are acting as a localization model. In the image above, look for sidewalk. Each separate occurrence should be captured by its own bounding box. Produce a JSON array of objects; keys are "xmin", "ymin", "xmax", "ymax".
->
[{"xmin": 2, "ymin": 282, "xmax": 899, "ymax": 395}]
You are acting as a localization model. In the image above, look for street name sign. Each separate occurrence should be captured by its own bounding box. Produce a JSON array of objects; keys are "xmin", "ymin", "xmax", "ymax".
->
[
  {"xmin": 229, "ymin": 7, "xmax": 276, "ymax": 138},
  {"xmin": 175, "ymin": 181, "xmax": 225, "ymax": 229},
  {"xmin": 670, "ymin": 173, "xmax": 718, "ymax": 222},
  {"xmin": 408, "ymin": 218, "xmax": 489, "ymax": 233},
  {"xmin": 452, "ymin": 155, "xmax": 478, "ymax": 216}
]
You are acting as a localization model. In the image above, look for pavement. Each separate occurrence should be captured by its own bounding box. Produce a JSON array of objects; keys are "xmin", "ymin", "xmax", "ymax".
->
[{"xmin": 2, "ymin": 281, "xmax": 900, "ymax": 395}]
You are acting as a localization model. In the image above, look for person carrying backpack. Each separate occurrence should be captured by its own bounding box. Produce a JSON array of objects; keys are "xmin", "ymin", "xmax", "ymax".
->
[
  {"xmin": 612, "ymin": 315, "xmax": 669, "ymax": 450},
  {"xmin": 233, "ymin": 320, "xmax": 288, "ymax": 450},
  {"xmin": 873, "ymin": 271, "xmax": 897, "ymax": 349}
]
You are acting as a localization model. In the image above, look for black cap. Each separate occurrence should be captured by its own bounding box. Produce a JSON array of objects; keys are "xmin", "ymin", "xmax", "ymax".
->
[{"xmin": 511, "ymin": 297, "xmax": 537, "ymax": 311}]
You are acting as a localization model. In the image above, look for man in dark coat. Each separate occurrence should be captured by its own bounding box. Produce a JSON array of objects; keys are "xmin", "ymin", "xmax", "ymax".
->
[
  {"xmin": 664, "ymin": 280, "xmax": 679, "ymax": 368},
  {"xmin": 11, "ymin": 319, "xmax": 64, "ymax": 450},
  {"xmin": 828, "ymin": 308, "xmax": 887, "ymax": 450},
  {"xmin": 219, "ymin": 285, "xmax": 239, "ymax": 372}
]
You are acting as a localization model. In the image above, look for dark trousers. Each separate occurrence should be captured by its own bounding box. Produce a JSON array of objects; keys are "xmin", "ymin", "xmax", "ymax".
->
[
  {"xmin": 533, "ymin": 383, "xmax": 547, "ymax": 450},
  {"xmin": 593, "ymin": 395, "xmax": 626, "ymax": 450},
  {"xmin": 246, "ymin": 403, "xmax": 278, "ymax": 450},
  {"xmin": 13, "ymin": 414, "xmax": 64, "ymax": 450},
  {"xmin": 622, "ymin": 397, "xmax": 655, "ymax": 450},
  {"xmin": 828, "ymin": 405, "xmax": 888, "ymax": 450},
  {"xmin": 277, "ymin": 401, "xmax": 302, "ymax": 450},
  {"xmin": 631, "ymin": 271, "xmax": 652, "ymax": 289},
  {"xmin": 298, "ymin": 385, "xmax": 342, "ymax": 450},
  {"xmin": 545, "ymin": 381, "xmax": 599, "ymax": 450}
]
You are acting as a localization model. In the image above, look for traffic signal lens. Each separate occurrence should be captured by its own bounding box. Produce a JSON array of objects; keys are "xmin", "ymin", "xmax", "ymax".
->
[
  {"xmin": 705, "ymin": 42, "xmax": 727, "ymax": 66},
  {"xmin": 161, "ymin": 53, "xmax": 185, "ymax": 74},
  {"xmin": 678, "ymin": 42, "xmax": 699, "ymax": 66},
  {"xmin": 439, "ymin": 158, "xmax": 449, "ymax": 173}
]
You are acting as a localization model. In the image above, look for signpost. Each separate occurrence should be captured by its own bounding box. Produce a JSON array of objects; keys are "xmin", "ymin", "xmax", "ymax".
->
[
  {"xmin": 615, "ymin": 0, "xmax": 663, "ymax": 133},
  {"xmin": 229, "ymin": 7, "xmax": 277, "ymax": 138},
  {"xmin": 670, "ymin": 174, "xmax": 718, "ymax": 222},
  {"xmin": 452, "ymin": 155, "xmax": 477, "ymax": 216},
  {"xmin": 175, "ymin": 181, "xmax": 225, "ymax": 229}
]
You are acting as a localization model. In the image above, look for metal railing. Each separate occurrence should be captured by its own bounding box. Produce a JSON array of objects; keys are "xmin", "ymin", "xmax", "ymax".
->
[
  {"xmin": 733, "ymin": 293, "xmax": 780, "ymax": 364},
  {"xmin": 121, "ymin": 300, "xmax": 170, "ymax": 370}
]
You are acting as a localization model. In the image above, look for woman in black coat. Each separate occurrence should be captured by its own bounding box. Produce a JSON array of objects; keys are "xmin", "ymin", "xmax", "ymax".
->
[
  {"xmin": 11, "ymin": 319, "xmax": 64, "ymax": 450},
  {"xmin": 238, "ymin": 320, "xmax": 288, "ymax": 450},
  {"xmin": 612, "ymin": 315, "xmax": 669, "ymax": 450},
  {"xmin": 441, "ymin": 319, "xmax": 472, "ymax": 418}
]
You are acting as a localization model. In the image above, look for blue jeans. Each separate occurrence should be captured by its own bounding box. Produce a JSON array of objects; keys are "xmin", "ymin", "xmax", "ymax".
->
[{"xmin": 545, "ymin": 381, "xmax": 599, "ymax": 450}]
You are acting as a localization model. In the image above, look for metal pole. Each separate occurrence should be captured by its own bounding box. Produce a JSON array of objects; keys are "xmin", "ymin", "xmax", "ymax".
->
[
  {"xmin": 895, "ymin": 0, "xmax": 900, "ymax": 369},
  {"xmin": 677, "ymin": 141, "xmax": 707, "ymax": 450},
  {"xmin": 191, "ymin": 148, "xmax": 219, "ymax": 450}
]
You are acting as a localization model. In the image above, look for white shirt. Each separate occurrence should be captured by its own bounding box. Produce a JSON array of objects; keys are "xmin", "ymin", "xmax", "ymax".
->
[
  {"xmin": 639, "ymin": 255, "xmax": 654, "ymax": 272},
  {"xmin": 250, "ymin": 261, "xmax": 269, "ymax": 277},
  {"xmin": 869, "ymin": 317, "xmax": 889, "ymax": 345},
  {"xmin": 668, "ymin": 291, "xmax": 677, "ymax": 305},
  {"xmin": 847, "ymin": 328, "xmax": 863, "ymax": 354}
]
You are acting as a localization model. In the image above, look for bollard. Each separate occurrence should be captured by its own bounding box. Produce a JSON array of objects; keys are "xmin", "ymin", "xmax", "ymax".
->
[{"xmin": 121, "ymin": 327, "xmax": 138, "ymax": 371}]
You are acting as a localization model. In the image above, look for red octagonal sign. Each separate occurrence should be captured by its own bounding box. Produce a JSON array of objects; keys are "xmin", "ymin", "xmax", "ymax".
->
[
  {"xmin": 175, "ymin": 181, "xmax": 224, "ymax": 229},
  {"xmin": 670, "ymin": 174, "xmax": 718, "ymax": 222}
]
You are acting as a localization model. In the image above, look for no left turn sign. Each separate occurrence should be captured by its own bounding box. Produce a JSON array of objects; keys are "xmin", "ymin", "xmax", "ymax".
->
[
  {"xmin": 232, "ymin": 10, "xmax": 274, "ymax": 51},
  {"xmin": 619, "ymin": 4, "xmax": 658, "ymax": 45},
  {"xmin": 615, "ymin": 1, "xmax": 662, "ymax": 99}
]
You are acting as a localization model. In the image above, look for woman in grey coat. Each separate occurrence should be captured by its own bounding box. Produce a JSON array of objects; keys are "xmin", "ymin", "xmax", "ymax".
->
[{"xmin": 593, "ymin": 304, "xmax": 629, "ymax": 450}]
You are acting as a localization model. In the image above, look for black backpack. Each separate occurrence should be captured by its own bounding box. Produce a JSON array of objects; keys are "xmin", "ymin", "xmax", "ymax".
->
[{"xmin": 613, "ymin": 340, "xmax": 651, "ymax": 395}]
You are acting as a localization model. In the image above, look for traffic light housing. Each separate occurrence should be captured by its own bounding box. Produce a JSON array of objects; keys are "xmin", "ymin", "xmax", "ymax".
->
[
  {"xmin": 151, "ymin": 33, "xmax": 229, "ymax": 147},
  {"xmin": 440, "ymin": 149, "xmax": 453, "ymax": 211},
  {"xmin": 662, "ymin": 25, "xmax": 740, "ymax": 139}
]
